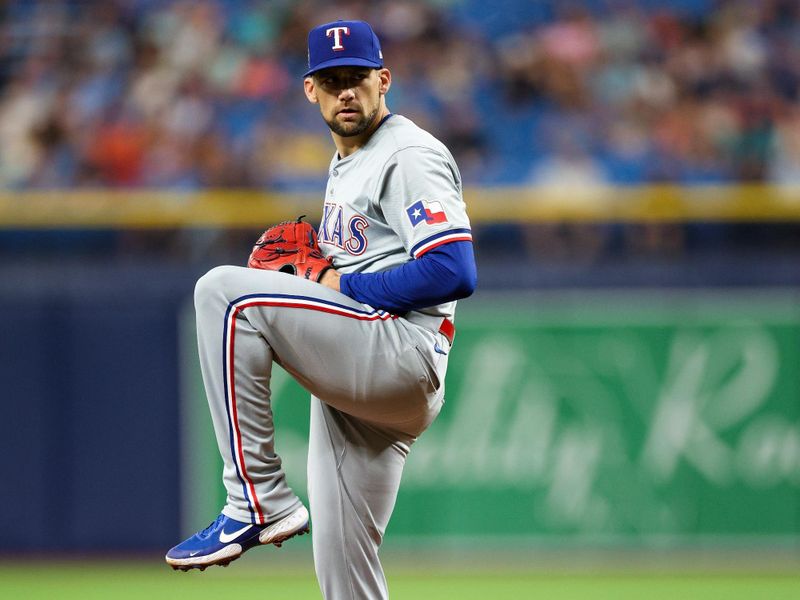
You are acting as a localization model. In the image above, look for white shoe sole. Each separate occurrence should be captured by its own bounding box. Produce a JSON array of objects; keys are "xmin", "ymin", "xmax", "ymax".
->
[
  {"xmin": 166, "ymin": 542, "xmax": 243, "ymax": 570},
  {"xmin": 259, "ymin": 505, "xmax": 310, "ymax": 546}
]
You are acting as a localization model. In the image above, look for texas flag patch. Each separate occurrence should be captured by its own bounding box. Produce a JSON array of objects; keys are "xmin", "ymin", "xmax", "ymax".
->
[{"xmin": 406, "ymin": 199, "xmax": 448, "ymax": 227}]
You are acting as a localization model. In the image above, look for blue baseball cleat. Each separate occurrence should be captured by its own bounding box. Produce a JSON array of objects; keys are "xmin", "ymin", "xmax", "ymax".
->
[{"xmin": 166, "ymin": 505, "xmax": 309, "ymax": 571}]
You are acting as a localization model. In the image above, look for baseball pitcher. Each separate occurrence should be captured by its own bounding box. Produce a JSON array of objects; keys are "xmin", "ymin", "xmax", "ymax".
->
[{"xmin": 166, "ymin": 19, "xmax": 477, "ymax": 600}]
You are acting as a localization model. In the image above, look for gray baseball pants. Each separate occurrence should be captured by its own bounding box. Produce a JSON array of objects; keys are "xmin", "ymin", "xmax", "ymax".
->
[{"xmin": 193, "ymin": 265, "xmax": 448, "ymax": 599}]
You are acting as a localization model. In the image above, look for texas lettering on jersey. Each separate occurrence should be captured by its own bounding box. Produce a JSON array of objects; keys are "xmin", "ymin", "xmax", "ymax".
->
[{"xmin": 319, "ymin": 202, "xmax": 369, "ymax": 255}]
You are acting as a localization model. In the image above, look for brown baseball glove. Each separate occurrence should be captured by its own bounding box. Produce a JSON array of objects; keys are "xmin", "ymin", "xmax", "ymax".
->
[{"xmin": 247, "ymin": 216, "xmax": 333, "ymax": 282}]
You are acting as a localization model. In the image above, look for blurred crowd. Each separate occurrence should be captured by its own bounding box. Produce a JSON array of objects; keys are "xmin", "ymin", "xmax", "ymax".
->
[{"xmin": 1, "ymin": 0, "xmax": 800, "ymax": 191}]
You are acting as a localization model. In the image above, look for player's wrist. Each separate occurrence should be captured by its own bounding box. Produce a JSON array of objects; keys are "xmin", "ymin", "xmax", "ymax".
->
[{"xmin": 319, "ymin": 269, "xmax": 342, "ymax": 291}]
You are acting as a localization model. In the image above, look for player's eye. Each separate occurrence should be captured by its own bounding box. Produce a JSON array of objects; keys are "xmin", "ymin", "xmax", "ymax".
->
[{"xmin": 349, "ymin": 73, "xmax": 369, "ymax": 86}]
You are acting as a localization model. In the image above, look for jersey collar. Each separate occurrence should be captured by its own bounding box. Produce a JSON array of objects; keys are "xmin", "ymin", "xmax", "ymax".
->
[{"xmin": 334, "ymin": 113, "xmax": 394, "ymax": 162}]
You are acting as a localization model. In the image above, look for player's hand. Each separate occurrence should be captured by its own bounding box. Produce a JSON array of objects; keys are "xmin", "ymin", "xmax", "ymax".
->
[{"xmin": 319, "ymin": 269, "xmax": 341, "ymax": 291}]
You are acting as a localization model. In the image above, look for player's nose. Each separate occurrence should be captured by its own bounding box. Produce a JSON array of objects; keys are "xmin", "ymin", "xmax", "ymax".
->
[{"xmin": 338, "ymin": 87, "xmax": 356, "ymax": 101}]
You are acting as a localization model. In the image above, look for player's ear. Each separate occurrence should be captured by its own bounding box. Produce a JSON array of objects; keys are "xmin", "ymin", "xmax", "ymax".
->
[
  {"xmin": 304, "ymin": 77, "xmax": 318, "ymax": 104},
  {"xmin": 377, "ymin": 68, "xmax": 391, "ymax": 96}
]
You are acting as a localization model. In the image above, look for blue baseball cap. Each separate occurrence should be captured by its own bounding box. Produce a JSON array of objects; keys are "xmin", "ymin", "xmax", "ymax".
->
[{"xmin": 304, "ymin": 20, "xmax": 383, "ymax": 77}]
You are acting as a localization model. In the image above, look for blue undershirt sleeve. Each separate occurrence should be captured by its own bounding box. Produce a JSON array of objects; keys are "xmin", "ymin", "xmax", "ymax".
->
[{"xmin": 338, "ymin": 240, "xmax": 477, "ymax": 314}]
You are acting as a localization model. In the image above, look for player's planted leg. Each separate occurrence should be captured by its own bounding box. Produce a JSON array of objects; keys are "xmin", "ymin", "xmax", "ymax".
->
[{"xmin": 308, "ymin": 399, "xmax": 413, "ymax": 599}]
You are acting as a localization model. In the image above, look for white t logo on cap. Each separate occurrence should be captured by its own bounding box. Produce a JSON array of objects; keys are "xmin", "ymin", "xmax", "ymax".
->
[{"xmin": 326, "ymin": 26, "xmax": 350, "ymax": 51}]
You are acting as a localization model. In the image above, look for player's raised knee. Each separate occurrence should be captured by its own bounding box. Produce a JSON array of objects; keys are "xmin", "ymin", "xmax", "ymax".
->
[{"xmin": 194, "ymin": 265, "xmax": 240, "ymax": 308}]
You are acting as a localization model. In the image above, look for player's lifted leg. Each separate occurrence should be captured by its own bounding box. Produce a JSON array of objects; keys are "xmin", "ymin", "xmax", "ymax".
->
[{"xmin": 166, "ymin": 269, "xmax": 311, "ymax": 571}]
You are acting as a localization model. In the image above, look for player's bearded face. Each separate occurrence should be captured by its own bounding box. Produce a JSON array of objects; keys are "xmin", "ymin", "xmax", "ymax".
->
[
  {"xmin": 325, "ymin": 105, "xmax": 379, "ymax": 138},
  {"xmin": 314, "ymin": 68, "xmax": 382, "ymax": 137}
]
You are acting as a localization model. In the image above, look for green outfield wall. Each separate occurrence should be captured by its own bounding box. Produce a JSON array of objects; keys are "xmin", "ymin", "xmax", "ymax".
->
[{"xmin": 180, "ymin": 290, "xmax": 800, "ymax": 547}]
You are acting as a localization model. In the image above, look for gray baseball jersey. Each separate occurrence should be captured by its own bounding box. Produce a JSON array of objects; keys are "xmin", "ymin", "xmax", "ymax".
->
[
  {"xmin": 318, "ymin": 114, "xmax": 472, "ymax": 320},
  {"xmin": 192, "ymin": 114, "xmax": 471, "ymax": 599}
]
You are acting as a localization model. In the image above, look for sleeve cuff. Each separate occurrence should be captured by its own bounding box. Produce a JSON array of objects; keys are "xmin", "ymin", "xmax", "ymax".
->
[
  {"xmin": 339, "ymin": 272, "xmax": 354, "ymax": 297},
  {"xmin": 409, "ymin": 228, "xmax": 473, "ymax": 258}
]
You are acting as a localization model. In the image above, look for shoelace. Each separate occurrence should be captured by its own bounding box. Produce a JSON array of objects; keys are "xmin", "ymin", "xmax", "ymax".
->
[{"xmin": 197, "ymin": 514, "xmax": 226, "ymax": 539}]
